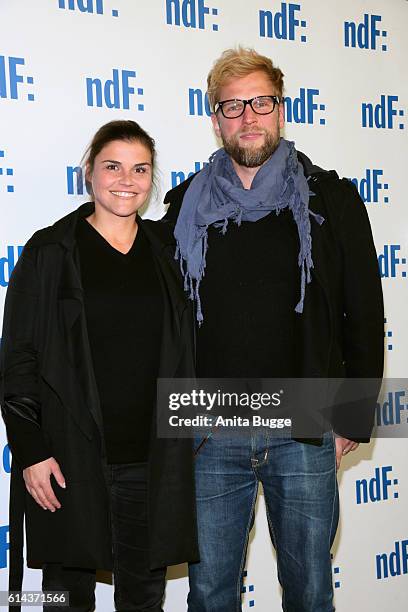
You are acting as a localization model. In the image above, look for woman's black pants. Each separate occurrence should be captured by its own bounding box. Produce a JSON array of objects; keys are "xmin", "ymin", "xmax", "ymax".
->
[{"xmin": 42, "ymin": 463, "xmax": 166, "ymax": 611}]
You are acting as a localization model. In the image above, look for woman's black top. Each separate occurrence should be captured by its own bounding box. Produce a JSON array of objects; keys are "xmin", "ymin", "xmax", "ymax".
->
[{"xmin": 76, "ymin": 218, "xmax": 163, "ymax": 463}]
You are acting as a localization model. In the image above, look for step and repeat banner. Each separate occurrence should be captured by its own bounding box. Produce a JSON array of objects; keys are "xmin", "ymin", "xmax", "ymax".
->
[{"xmin": 1, "ymin": 1, "xmax": 407, "ymax": 610}]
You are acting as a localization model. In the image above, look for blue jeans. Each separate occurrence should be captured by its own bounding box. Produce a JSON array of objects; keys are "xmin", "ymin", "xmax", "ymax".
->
[{"xmin": 188, "ymin": 430, "xmax": 339, "ymax": 612}]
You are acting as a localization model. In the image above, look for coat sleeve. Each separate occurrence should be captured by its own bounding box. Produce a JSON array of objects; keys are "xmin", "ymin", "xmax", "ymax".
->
[
  {"xmin": 0, "ymin": 245, "xmax": 51, "ymax": 469},
  {"xmin": 330, "ymin": 179, "xmax": 384, "ymax": 441}
]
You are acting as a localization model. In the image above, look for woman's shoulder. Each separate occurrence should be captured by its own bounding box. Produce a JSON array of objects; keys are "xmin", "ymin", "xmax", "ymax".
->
[
  {"xmin": 25, "ymin": 202, "xmax": 94, "ymax": 251},
  {"xmin": 25, "ymin": 225, "xmax": 56, "ymax": 249}
]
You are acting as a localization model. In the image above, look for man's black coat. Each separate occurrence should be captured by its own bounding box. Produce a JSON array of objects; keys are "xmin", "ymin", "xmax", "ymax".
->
[
  {"xmin": 0, "ymin": 203, "xmax": 199, "ymax": 589},
  {"xmin": 163, "ymin": 154, "xmax": 384, "ymax": 441}
]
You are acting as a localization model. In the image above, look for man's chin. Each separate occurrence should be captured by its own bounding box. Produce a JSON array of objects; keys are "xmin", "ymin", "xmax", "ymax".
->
[
  {"xmin": 223, "ymin": 133, "xmax": 280, "ymax": 169},
  {"xmin": 230, "ymin": 146, "xmax": 275, "ymax": 168}
]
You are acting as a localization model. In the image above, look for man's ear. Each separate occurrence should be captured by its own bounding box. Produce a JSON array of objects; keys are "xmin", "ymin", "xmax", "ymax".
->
[
  {"xmin": 278, "ymin": 100, "xmax": 285, "ymax": 129},
  {"xmin": 211, "ymin": 112, "xmax": 221, "ymax": 138}
]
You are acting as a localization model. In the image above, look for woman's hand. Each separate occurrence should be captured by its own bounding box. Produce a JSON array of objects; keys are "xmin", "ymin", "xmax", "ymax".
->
[{"xmin": 23, "ymin": 457, "xmax": 66, "ymax": 511}]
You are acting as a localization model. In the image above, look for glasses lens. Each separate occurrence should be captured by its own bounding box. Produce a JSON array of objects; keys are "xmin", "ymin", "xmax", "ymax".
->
[
  {"xmin": 252, "ymin": 97, "xmax": 275, "ymax": 114},
  {"xmin": 222, "ymin": 100, "xmax": 245, "ymax": 118}
]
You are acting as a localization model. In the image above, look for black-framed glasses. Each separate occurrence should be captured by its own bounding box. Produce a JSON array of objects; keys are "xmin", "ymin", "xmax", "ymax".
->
[{"xmin": 214, "ymin": 95, "xmax": 282, "ymax": 119}]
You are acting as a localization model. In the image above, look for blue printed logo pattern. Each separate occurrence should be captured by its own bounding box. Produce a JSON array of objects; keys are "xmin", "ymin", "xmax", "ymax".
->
[
  {"xmin": 0, "ymin": 150, "xmax": 14, "ymax": 193},
  {"xmin": 376, "ymin": 540, "xmax": 408, "ymax": 579},
  {"xmin": 356, "ymin": 466, "xmax": 399, "ymax": 504},
  {"xmin": 86, "ymin": 69, "xmax": 144, "ymax": 110},
  {"xmin": 57, "ymin": 0, "xmax": 119, "ymax": 17},
  {"xmin": 166, "ymin": 0, "xmax": 220, "ymax": 31},
  {"xmin": 362, "ymin": 96, "xmax": 405, "ymax": 130},
  {"xmin": 377, "ymin": 391, "xmax": 407, "ymax": 426},
  {"xmin": 0, "ymin": 56, "xmax": 35, "ymax": 101},
  {"xmin": 259, "ymin": 3, "xmax": 308, "ymax": 43},
  {"xmin": 284, "ymin": 89, "xmax": 326, "ymax": 125},
  {"xmin": 350, "ymin": 170, "xmax": 390, "ymax": 204},
  {"xmin": 344, "ymin": 14, "xmax": 388, "ymax": 52}
]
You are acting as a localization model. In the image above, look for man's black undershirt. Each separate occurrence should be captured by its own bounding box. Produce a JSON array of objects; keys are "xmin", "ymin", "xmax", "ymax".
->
[{"xmin": 196, "ymin": 209, "xmax": 300, "ymax": 379}]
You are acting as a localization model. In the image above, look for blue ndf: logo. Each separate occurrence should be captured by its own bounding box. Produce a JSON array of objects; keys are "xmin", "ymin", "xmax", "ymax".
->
[
  {"xmin": 259, "ymin": 2, "xmax": 308, "ymax": 43},
  {"xmin": 166, "ymin": 0, "xmax": 220, "ymax": 31},
  {"xmin": 0, "ymin": 56, "xmax": 35, "ymax": 101},
  {"xmin": 344, "ymin": 14, "xmax": 388, "ymax": 51}
]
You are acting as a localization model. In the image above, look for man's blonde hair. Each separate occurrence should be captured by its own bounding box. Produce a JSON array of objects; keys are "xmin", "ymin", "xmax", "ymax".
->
[{"xmin": 207, "ymin": 47, "xmax": 284, "ymax": 111}]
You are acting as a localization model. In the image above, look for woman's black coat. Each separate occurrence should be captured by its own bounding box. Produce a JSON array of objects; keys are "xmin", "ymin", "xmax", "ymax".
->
[{"xmin": 0, "ymin": 202, "xmax": 199, "ymax": 590}]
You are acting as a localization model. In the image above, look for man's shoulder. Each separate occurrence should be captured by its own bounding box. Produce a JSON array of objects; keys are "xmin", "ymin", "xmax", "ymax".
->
[
  {"xmin": 298, "ymin": 150, "xmax": 362, "ymax": 219},
  {"xmin": 163, "ymin": 174, "xmax": 197, "ymax": 223},
  {"xmin": 298, "ymin": 150, "xmax": 340, "ymax": 185}
]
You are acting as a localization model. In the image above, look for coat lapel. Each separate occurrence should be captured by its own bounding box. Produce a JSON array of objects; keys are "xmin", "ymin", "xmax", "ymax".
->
[
  {"xmin": 38, "ymin": 204, "xmax": 103, "ymax": 441},
  {"xmin": 140, "ymin": 219, "xmax": 190, "ymax": 378},
  {"xmin": 57, "ymin": 248, "xmax": 105, "ymax": 440},
  {"xmin": 41, "ymin": 208, "xmax": 189, "ymax": 441}
]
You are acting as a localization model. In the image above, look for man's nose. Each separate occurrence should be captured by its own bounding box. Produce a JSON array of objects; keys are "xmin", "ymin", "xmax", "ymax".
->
[{"xmin": 242, "ymin": 102, "xmax": 258, "ymax": 123}]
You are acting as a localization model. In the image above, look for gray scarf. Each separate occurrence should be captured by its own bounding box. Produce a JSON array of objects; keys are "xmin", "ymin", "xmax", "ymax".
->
[{"xmin": 174, "ymin": 138, "xmax": 323, "ymax": 323}]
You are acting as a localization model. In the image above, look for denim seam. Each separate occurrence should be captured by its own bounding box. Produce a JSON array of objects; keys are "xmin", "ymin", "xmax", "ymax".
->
[
  {"xmin": 327, "ymin": 432, "xmax": 337, "ymax": 611},
  {"xmin": 235, "ymin": 479, "xmax": 259, "ymax": 612},
  {"xmin": 264, "ymin": 499, "xmax": 277, "ymax": 555},
  {"xmin": 264, "ymin": 490, "xmax": 284, "ymax": 609},
  {"xmin": 328, "ymin": 431, "xmax": 337, "ymax": 548}
]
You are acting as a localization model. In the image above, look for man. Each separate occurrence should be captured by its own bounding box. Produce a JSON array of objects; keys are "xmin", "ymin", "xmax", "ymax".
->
[{"xmin": 164, "ymin": 48, "xmax": 384, "ymax": 611}]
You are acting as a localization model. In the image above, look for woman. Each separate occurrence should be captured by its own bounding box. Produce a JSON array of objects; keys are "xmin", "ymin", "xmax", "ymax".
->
[{"xmin": 0, "ymin": 120, "xmax": 198, "ymax": 611}]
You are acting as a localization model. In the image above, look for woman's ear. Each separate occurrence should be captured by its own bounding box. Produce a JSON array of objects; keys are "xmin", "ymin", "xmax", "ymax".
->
[
  {"xmin": 85, "ymin": 163, "xmax": 93, "ymax": 196},
  {"xmin": 85, "ymin": 162, "xmax": 92, "ymax": 184}
]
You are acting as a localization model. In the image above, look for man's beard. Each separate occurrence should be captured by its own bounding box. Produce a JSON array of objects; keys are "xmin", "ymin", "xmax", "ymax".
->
[{"xmin": 221, "ymin": 128, "xmax": 280, "ymax": 168}]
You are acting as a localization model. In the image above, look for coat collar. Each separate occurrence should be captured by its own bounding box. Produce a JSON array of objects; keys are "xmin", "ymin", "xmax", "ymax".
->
[
  {"xmin": 48, "ymin": 202, "xmax": 188, "ymax": 314},
  {"xmin": 28, "ymin": 202, "xmax": 179, "ymax": 259},
  {"xmin": 47, "ymin": 201, "xmax": 188, "ymax": 350},
  {"xmin": 28, "ymin": 202, "xmax": 95, "ymax": 252}
]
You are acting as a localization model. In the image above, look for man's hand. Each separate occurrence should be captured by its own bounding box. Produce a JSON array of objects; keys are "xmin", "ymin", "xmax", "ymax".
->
[
  {"xmin": 335, "ymin": 436, "xmax": 359, "ymax": 470},
  {"xmin": 23, "ymin": 457, "xmax": 66, "ymax": 511}
]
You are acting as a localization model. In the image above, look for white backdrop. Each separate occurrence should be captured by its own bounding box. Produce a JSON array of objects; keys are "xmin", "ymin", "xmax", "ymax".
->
[{"xmin": 1, "ymin": 1, "xmax": 407, "ymax": 609}]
